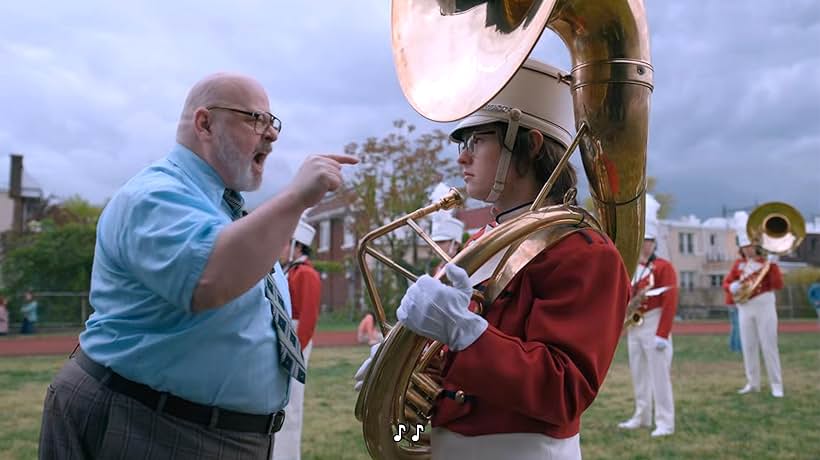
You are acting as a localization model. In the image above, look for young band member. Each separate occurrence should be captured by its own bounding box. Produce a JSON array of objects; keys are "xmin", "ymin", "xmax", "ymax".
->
[
  {"xmin": 618, "ymin": 201, "xmax": 678, "ymax": 437},
  {"xmin": 355, "ymin": 59, "xmax": 630, "ymax": 459},
  {"xmin": 274, "ymin": 218, "xmax": 322, "ymax": 460},
  {"xmin": 723, "ymin": 224, "xmax": 785, "ymax": 397}
]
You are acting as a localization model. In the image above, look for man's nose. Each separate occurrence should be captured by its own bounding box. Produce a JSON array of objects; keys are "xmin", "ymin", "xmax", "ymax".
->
[{"xmin": 263, "ymin": 125, "xmax": 279, "ymax": 142}]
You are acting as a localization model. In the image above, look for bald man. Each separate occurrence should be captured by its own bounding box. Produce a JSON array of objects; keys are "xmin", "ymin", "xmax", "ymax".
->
[{"xmin": 39, "ymin": 73, "xmax": 357, "ymax": 459}]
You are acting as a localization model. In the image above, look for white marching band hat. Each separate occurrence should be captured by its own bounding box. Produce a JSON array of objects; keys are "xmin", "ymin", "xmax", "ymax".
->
[
  {"xmin": 431, "ymin": 215, "xmax": 464, "ymax": 243},
  {"xmin": 644, "ymin": 193, "xmax": 660, "ymax": 240},
  {"xmin": 292, "ymin": 219, "xmax": 316, "ymax": 247},
  {"xmin": 732, "ymin": 211, "xmax": 752, "ymax": 247},
  {"xmin": 449, "ymin": 59, "xmax": 574, "ymax": 148}
]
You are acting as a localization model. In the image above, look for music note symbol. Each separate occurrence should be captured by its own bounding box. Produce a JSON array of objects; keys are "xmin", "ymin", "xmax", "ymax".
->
[
  {"xmin": 393, "ymin": 424, "xmax": 407, "ymax": 442},
  {"xmin": 411, "ymin": 424, "xmax": 425, "ymax": 442}
]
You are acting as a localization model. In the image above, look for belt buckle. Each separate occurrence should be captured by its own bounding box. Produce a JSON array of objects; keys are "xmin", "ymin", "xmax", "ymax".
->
[{"xmin": 267, "ymin": 410, "xmax": 285, "ymax": 434}]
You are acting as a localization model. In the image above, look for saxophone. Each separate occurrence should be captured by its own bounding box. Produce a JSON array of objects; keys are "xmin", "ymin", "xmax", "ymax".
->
[{"xmin": 624, "ymin": 263, "xmax": 654, "ymax": 328}]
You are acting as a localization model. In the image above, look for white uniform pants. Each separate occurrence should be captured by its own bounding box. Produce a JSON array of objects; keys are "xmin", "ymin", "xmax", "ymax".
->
[
  {"xmin": 272, "ymin": 319, "xmax": 313, "ymax": 460},
  {"xmin": 431, "ymin": 428, "xmax": 581, "ymax": 460},
  {"xmin": 626, "ymin": 309, "xmax": 675, "ymax": 431},
  {"xmin": 738, "ymin": 292, "xmax": 783, "ymax": 391}
]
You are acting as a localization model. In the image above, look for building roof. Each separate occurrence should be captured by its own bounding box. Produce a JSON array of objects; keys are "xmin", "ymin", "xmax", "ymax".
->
[
  {"xmin": 700, "ymin": 217, "xmax": 732, "ymax": 229},
  {"xmin": 807, "ymin": 216, "xmax": 820, "ymax": 234},
  {"xmin": 0, "ymin": 169, "xmax": 44, "ymax": 199}
]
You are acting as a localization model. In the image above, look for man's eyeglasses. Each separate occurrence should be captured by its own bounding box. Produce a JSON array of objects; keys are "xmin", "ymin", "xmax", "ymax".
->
[
  {"xmin": 456, "ymin": 130, "xmax": 498, "ymax": 156},
  {"xmin": 207, "ymin": 106, "xmax": 282, "ymax": 135}
]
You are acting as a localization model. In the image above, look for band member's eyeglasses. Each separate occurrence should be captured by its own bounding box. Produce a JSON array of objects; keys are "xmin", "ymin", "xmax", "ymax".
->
[
  {"xmin": 207, "ymin": 106, "xmax": 282, "ymax": 134},
  {"xmin": 456, "ymin": 130, "xmax": 498, "ymax": 156}
]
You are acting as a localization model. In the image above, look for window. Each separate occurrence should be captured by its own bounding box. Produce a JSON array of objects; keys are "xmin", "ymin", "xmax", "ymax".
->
[
  {"xmin": 709, "ymin": 234, "xmax": 716, "ymax": 246},
  {"xmin": 678, "ymin": 232, "xmax": 694, "ymax": 255},
  {"xmin": 318, "ymin": 220, "xmax": 331, "ymax": 253},
  {"xmin": 342, "ymin": 216, "xmax": 355, "ymax": 249},
  {"xmin": 709, "ymin": 274, "xmax": 724, "ymax": 287},
  {"xmin": 680, "ymin": 271, "xmax": 695, "ymax": 290}
]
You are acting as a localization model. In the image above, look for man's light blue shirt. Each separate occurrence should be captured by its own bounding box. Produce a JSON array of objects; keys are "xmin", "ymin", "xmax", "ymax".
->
[{"xmin": 80, "ymin": 144, "xmax": 292, "ymax": 414}]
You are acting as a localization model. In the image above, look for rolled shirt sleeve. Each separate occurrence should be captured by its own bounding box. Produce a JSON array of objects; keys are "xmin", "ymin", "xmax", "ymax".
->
[{"xmin": 116, "ymin": 186, "xmax": 225, "ymax": 312}]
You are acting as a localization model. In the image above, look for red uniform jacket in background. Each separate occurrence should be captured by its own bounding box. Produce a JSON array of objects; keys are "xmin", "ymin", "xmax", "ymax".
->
[
  {"xmin": 634, "ymin": 257, "xmax": 678, "ymax": 339},
  {"xmin": 286, "ymin": 260, "xmax": 321, "ymax": 351},
  {"xmin": 431, "ymin": 229, "xmax": 630, "ymax": 439},
  {"xmin": 722, "ymin": 257, "xmax": 784, "ymax": 304}
]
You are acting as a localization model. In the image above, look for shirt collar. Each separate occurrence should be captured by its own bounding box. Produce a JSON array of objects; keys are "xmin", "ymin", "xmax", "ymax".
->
[{"xmin": 166, "ymin": 143, "xmax": 227, "ymax": 207}]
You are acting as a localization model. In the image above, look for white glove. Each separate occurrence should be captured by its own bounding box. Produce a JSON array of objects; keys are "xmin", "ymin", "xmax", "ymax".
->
[
  {"xmin": 729, "ymin": 281, "xmax": 741, "ymax": 295},
  {"xmin": 396, "ymin": 263, "xmax": 488, "ymax": 351},
  {"xmin": 354, "ymin": 342, "xmax": 381, "ymax": 392},
  {"xmin": 654, "ymin": 336, "xmax": 670, "ymax": 351}
]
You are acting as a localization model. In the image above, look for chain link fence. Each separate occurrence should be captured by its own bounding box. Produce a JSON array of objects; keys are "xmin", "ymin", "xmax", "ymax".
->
[
  {"xmin": 678, "ymin": 284, "xmax": 816, "ymax": 320},
  {"xmin": 5, "ymin": 291, "xmax": 90, "ymax": 332},
  {"xmin": 3, "ymin": 284, "xmax": 815, "ymax": 332}
]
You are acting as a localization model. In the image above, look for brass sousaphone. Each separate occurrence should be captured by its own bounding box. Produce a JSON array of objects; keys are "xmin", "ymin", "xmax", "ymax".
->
[
  {"xmin": 355, "ymin": 1, "xmax": 653, "ymax": 458},
  {"xmin": 734, "ymin": 202, "xmax": 806, "ymax": 303}
]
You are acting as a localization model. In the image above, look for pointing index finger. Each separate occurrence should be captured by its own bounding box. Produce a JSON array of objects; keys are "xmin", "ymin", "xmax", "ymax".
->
[{"xmin": 320, "ymin": 153, "xmax": 359, "ymax": 165}]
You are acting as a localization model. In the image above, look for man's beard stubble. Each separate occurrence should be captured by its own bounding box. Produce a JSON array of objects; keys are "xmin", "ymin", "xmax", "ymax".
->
[{"xmin": 214, "ymin": 129, "xmax": 262, "ymax": 192}]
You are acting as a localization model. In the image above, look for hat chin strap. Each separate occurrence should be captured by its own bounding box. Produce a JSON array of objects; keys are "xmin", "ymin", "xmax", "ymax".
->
[
  {"xmin": 485, "ymin": 109, "xmax": 521, "ymax": 203},
  {"xmin": 287, "ymin": 240, "xmax": 296, "ymax": 264}
]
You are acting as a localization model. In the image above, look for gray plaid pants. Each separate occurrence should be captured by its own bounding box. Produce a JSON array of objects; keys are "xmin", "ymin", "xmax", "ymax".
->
[{"xmin": 39, "ymin": 358, "xmax": 274, "ymax": 459}]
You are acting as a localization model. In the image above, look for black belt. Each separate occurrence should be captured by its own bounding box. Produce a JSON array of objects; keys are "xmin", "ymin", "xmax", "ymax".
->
[{"xmin": 73, "ymin": 348, "xmax": 285, "ymax": 434}]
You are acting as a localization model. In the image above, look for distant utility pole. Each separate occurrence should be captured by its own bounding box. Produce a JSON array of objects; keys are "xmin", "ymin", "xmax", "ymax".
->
[{"xmin": 9, "ymin": 153, "xmax": 24, "ymax": 233}]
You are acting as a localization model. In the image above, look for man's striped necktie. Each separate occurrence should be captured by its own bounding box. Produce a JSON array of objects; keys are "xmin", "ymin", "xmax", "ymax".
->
[{"xmin": 223, "ymin": 189, "xmax": 306, "ymax": 383}]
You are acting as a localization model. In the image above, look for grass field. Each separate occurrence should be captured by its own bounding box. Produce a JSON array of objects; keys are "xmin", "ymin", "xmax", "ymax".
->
[{"xmin": 1, "ymin": 334, "xmax": 819, "ymax": 459}]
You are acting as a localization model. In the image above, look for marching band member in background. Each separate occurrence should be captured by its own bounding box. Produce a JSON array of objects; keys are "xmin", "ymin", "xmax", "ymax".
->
[
  {"xmin": 726, "ymin": 297, "xmax": 743, "ymax": 353},
  {"xmin": 357, "ymin": 311, "xmax": 384, "ymax": 345},
  {"xmin": 808, "ymin": 278, "xmax": 820, "ymax": 324},
  {"xmin": 274, "ymin": 218, "xmax": 322, "ymax": 460},
  {"xmin": 618, "ymin": 196, "xmax": 679, "ymax": 437},
  {"xmin": 723, "ymin": 222, "xmax": 785, "ymax": 398},
  {"xmin": 429, "ymin": 214, "xmax": 465, "ymax": 275},
  {"xmin": 355, "ymin": 59, "xmax": 630, "ymax": 460}
]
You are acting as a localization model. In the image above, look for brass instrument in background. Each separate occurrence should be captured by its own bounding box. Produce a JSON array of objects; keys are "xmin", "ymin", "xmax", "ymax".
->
[
  {"xmin": 624, "ymin": 283, "xmax": 652, "ymax": 328},
  {"xmin": 734, "ymin": 202, "xmax": 805, "ymax": 304},
  {"xmin": 624, "ymin": 259, "xmax": 654, "ymax": 328},
  {"xmin": 355, "ymin": 1, "xmax": 653, "ymax": 458}
]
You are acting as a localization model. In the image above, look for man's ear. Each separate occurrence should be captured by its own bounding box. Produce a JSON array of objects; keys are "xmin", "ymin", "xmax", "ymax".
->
[
  {"xmin": 193, "ymin": 108, "xmax": 212, "ymax": 137},
  {"xmin": 528, "ymin": 129, "xmax": 544, "ymax": 159}
]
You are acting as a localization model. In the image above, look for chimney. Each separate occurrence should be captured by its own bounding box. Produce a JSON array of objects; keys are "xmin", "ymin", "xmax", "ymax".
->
[{"xmin": 9, "ymin": 154, "xmax": 24, "ymax": 233}]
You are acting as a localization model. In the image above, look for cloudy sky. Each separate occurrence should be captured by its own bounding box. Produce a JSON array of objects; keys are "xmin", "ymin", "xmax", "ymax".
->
[{"xmin": 1, "ymin": 1, "xmax": 818, "ymax": 220}]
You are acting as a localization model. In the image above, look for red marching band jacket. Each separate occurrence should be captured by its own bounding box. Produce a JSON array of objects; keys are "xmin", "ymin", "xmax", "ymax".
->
[
  {"xmin": 430, "ymin": 226, "xmax": 630, "ymax": 439},
  {"xmin": 632, "ymin": 257, "xmax": 679, "ymax": 339},
  {"xmin": 285, "ymin": 259, "xmax": 322, "ymax": 351},
  {"xmin": 722, "ymin": 257, "xmax": 784, "ymax": 304}
]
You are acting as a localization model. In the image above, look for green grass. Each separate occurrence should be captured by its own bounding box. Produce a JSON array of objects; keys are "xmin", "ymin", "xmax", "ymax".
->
[
  {"xmin": 315, "ymin": 314, "xmax": 359, "ymax": 333},
  {"xmin": 2, "ymin": 334, "xmax": 819, "ymax": 459},
  {"xmin": 0, "ymin": 356, "xmax": 63, "ymax": 460}
]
